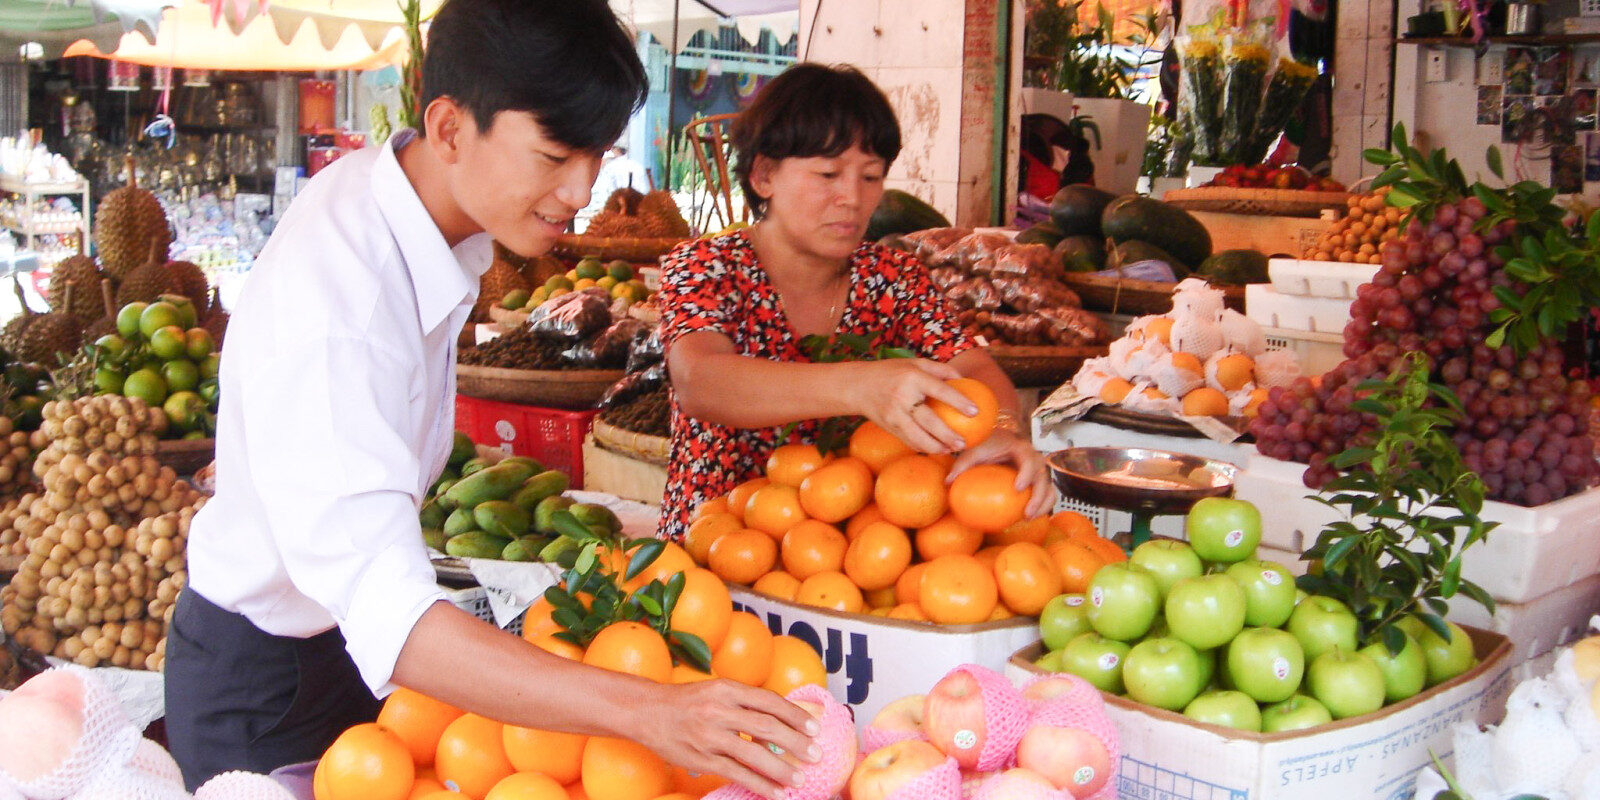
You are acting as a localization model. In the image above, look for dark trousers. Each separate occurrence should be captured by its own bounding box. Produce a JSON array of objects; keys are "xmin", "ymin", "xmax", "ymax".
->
[{"xmin": 164, "ymin": 589, "xmax": 383, "ymax": 791}]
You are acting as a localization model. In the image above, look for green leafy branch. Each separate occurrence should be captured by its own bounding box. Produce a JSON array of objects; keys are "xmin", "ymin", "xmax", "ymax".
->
[{"xmin": 1297, "ymin": 353, "xmax": 1497, "ymax": 654}]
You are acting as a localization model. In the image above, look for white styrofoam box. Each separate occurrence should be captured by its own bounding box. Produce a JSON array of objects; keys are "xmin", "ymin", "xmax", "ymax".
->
[
  {"xmin": 1262, "ymin": 326, "xmax": 1345, "ymax": 377},
  {"xmin": 1235, "ymin": 453, "xmax": 1600, "ymax": 603},
  {"xmin": 729, "ymin": 587, "xmax": 1038, "ymax": 728},
  {"xmin": 581, "ymin": 440, "xmax": 667, "ymax": 506},
  {"xmin": 1245, "ymin": 283, "xmax": 1355, "ymax": 333},
  {"xmin": 1008, "ymin": 630, "xmax": 1514, "ymax": 800},
  {"xmin": 1034, "ymin": 417, "xmax": 1256, "ymax": 469},
  {"xmin": 1447, "ymin": 572, "xmax": 1600, "ymax": 665},
  {"xmin": 1267, "ymin": 257, "xmax": 1380, "ymax": 299}
]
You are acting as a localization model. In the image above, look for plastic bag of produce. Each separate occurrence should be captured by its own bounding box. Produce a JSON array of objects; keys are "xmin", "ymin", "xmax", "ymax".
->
[
  {"xmin": 991, "ymin": 275, "xmax": 1081, "ymax": 313},
  {"xmin": 527, "ymin": 290, "xmax": 613, "ymax": 341},
  {"xmin": 1219, "ymin": 33, "xmax": 1272, "ymax": 163},
  {"xmin": 1091, "ymin": 260, "xmax": 1179, "ymax": 282},
  {"xmin": 1246, "ymin": 59, "xmax": 1318, "ymax": 163},
  {"xmin": 930, "ymin": 232, "xmax": 1012, "ymax": 270},
  {"xmin": 564, "ymin": 318, "xmax": 650, "ymax": 368},
  {"xmin": 625, "ymin": 326, "xmax": 665, "ymax": 372},
  {"xmin": 598, "ymin": 362, "xmax": 667, "ymax": 409},
  {"xmin": 984, "ymin": 243, "xmax": 1063, "ymax": 281},
  {"xmin": 1037, "ymin": 306, "xmax": 1109, "ymax": 344},
  {"xmin": 904, "ymin": 227, "xmax": 973, "ymax": 261},
  {"xmin": 1177, "ymin": 34, "xmax": 1223, "ymax": 164},
  {"xmin": 947, "ymin": 276, "xmax": 1002, "ymax": 311},
  {"xmin": 929, "ymin": 266, "xmax": 967, "ymax": 291},
  {"xmin": 987, "ymin": 312, "xmax": 1053, "ymax": 345}
]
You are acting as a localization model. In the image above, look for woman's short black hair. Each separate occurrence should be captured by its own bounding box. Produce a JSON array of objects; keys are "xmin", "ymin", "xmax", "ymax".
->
[
  {"xmin": 731, "ymin": 63, "xmax": 901, "ymax": 218},
  {"xmin": 421, "ymin": 0, "xmax": 647, "ymax": 152}
]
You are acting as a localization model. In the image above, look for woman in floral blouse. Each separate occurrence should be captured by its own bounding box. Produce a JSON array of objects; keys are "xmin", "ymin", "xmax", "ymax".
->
[{"xmin": 656, "ymin": 63, "xmax": 1051, "ymax": 540}]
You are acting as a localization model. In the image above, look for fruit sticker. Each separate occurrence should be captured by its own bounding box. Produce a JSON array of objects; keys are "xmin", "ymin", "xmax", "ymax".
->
[
  {"xmin": 1261, "ymin": 569, "xmax": 1282, "ymax": 586},
  {"xmin": 494, "ymin": 419, "xmax": 517, "ymax": 441},
  {"xmin": 1074, "ymin": 767, "xmax": 1096, "ymax": 787},
  {"xmin": 1098, "ymin": 653, "xmax": 1120, "ymax": 671},
  {"xmin": 1090, "ymin": 587, "xmax": 1105, "ymax": 608},
  {"xmin": 953, "ymin": 730, "xmax": 978, "ymax": 750},
  {"xmin": 1273, "ymin": 657, "xmax": 1291, "ymax": 680},
  {"xmin": 1224, "ymin": 529, "xmax": 1245, "ymax": 548},
  {"xmin": 1066, "ymin": 595, "xmax": 1086, "ymax": 607}
]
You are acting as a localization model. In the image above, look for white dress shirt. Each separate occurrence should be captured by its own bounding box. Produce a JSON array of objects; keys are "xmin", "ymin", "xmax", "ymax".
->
[{"xmin": 186, "ymin": 129, "xmax": 493, "ymax": 695}]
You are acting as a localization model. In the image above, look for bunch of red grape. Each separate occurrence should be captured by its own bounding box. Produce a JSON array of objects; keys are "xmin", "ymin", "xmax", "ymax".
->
[{"xmin": 1251, "ymin": 196, "xmax": 1597, "ymax": 506}]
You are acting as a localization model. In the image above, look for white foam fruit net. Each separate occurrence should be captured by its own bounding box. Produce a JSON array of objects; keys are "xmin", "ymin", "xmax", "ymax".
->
[
  {"xmin": 1216, "ymin": 308, "xmax": 1267, "ymax": 356},
  {"xmin": 2, "ymin": 667, "xmax": 141, "ymax": 800},
  {"xmin": 1150, "ymin": 353, "xmax": 1205, "ymax": 399},
  {"xmin": 1171, "ymin": 278, "xmax": 1225, "ymax": 319},
  {"xmin": 1168, "ymin": 312, "xmax": 1223, "ymax": 360},
  {"xmin": 192, "ymin": 771, "xmax": 296, "ymax": 800},
  {"xmin": 1253, "ymin": 349, "xmax": 1302, "ymax": 388}
]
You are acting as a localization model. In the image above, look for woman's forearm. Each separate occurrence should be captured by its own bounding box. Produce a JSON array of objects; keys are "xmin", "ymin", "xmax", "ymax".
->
[{"xmin": 669, "ymin": 349, "xmax": 863, "ymax": 428}]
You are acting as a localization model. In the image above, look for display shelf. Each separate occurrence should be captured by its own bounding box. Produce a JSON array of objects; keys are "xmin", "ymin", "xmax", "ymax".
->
[
  {"xmin": 0, "ymin": 176, "xmax": 90, "ymax": 265},
  {"xmin": 1397, "ymin": 33, "xmax": 1600, "ymax": 46},
  {"xmin": 0, "ymin": 175, "xmax": 87, "ymax": 196}
]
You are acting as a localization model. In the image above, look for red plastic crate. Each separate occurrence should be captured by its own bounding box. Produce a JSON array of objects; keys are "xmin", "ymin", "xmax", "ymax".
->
[{"xmin": 454, "ymin": 395, "xmax": 596, "ymax": 488}]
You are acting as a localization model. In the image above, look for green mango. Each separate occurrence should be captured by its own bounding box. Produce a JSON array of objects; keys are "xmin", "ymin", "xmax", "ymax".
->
[
  {"xmin": 419, "ymin": 499, "xmax": 447, "ymax": 530},
  {"xmin": 433, "ymin": 478, "xmax": 459, "ymax": 508},
  {"xmin": 502, "ymin": 535, "xmax": 550, "ymax": 562},
  {"xmin": 448, "ymin": 431, "xmax": 477, "ymax": 469},
  {"xmin": 445, "ymin": 531, "xmax": 513, "ymax": 560},
  {"xmin": 421, "ymin": 528, "xmax": 446, "ymax": 551},
  {"xmin": 534, "ymin": 495, "xmax": 577, "ymax": 535},
  {"xmin": 443, "ymin": 507, "xmax": 479, "ymax": 537},
  {"xmin": 570, "ymin": 503, "xmax": 622, "ymax": 536},
  {"xmin": 499, "ymin": 456, "xmax": 545, "ymax": 473},
  {"xmin": 511, "ymin": 471, "xmax": 570, "ymax": 513},
  {"xmin": 444, "ymin": 461, "xmax": 539, "ymax": 509},
  {"xmin": 474, "ymin": 500, "xmax": 532, "ymax": 539},
  {"xmin": 459, "ymin": 457, "xmax": 491, "ymax": 477},
  {"xmin": 538, "ymin": 536, "xmax": 583, "ymax": 568}
]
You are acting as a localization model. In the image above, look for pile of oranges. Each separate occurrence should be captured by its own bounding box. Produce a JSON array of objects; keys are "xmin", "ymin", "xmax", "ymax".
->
[{"xmin": 684, "ymin": 382, "xmax": 1126, "ymax": 625}]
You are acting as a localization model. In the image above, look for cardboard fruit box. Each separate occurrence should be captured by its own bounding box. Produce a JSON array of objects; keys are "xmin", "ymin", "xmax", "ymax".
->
[
  {"xmin": 728, "ymin": 587, "xmax": 1040, "ymax": 728},
  {"xmin": 1006, "ymin": 627, "xmax": 1513, "ymax": 800}
]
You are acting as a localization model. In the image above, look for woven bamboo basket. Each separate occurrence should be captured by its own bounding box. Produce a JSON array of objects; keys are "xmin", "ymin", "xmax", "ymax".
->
[
  {"xmin": 590, "ymin": 417, "xmax": 671, "ymax": 465},
  {"xmin": 986, "ymin": 344, "xmax": 1109, "ymax": 388},
  {"xmin": 456, "ymin": 364, "xmax": 624, "ymax": 409},
  {"xmin": 1162, "ymin": 187, "xmax": 1351, "ymax": 218},
  {"xmin": 154, "ymin": 438, "xmax": 215, "ymax": 476},
  {"xmin": 1061, "ymin": 272, "xmax": 1247, "ymax": 316},
  {"xmin": 549, "ymin": 234, "xmax": 686, "ymax": 263}
]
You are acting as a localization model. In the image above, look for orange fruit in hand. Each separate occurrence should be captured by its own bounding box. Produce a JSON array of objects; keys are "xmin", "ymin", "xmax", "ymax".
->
[
  {"xmin": 725, "ymin": 478, "xmax": 770, "ymax": 523},
  {"xmin": 895, "ymin": 562, "xmax": 929, "ymax": 606},
  {"xmin": 1048, "ymin": 540, "xmax": 1108, "ymax": 594},
  {"xmin": 849, "ymin": 421, "xmax": 915, "ymax": 474},
  {"xmin": 781, "ymin": 520, "xmax": 849, "ymax": 580},
  {"xmin": 751, "ymin": 570, "xmax": 802, "ymax": 601},
  {"xmin": 795, "ymin": 571, "xmax": 865, "ymax": 613},
  {"xmin": 919, "ymin": 554, "xmax": 999, "ymax": 625},
  {"xmin": 669, "ymin": 568, "xmax": 733, "ymax": 651},
  {"xmin": 692, "ymin": 496, "xmax": 730, "ymax": 521},
  {"xmin": 874, "ymin": 455, "xmax": 949, "ymax": 529},
  {"xmin": 743, "ymin": 483, "xmax": 806, "ymax": 539},
  {"xmin": 582, "ymin": 738, "xmax": 673, "ymax": 800},
  {"xmin": 993, "ymin": 542, "xmax": 1066, "ymax": 616},
  {"xmin": 483, "ymin": 772, "xmax": 567, "ymax": 800},
  {"xmin": 711, "ymin": 611, "xmax": 775, "ymax": 687},
  {"xmin": 377, "ymin": 688, "xmax": 463, "ymax": 767},
  {"xmin": 798, "ymin": 457, "xmax": 874, "ymax": 522},
  {"xmin": 845, "ymin": 503, "xmax": 890, "ymax": 540},
  {"xmin": 767, "ymin": 443, "xmax": 832, "ymax": 487},
  {"xmin": 947, "ymin": 464, "xmax": 1031, "ymax": 534},
  {"xmin": 764, "ymin": 635, "xmax": 828, "ymax": 696},
  {"xmin": 435, "ymin": 714, "xmax": 514, "ymax": 800},
  {"xmin": 683, "ymin": 512, "xmax": 741, "ymax": 565},
  {"xmin": 504, "ymin": 725, "xmax": 587, "ymax": 785},
  {"xmin": 926, "ymin": 377, "xmax": 1000, "ymax": 449},
  {"xmin": 843, "ymin": 521, "xmax": 914, "ymax": 591},
  {"xmin": 317, "ymin": 723, "xmax": 413, "ymax": 800},
  {"xmin": 915, "ymin": 514, "xmax": 983, "ymax": 560},
  {"xmin": 583, "ymin": 621, "xmax": 674, "ymax": 683},
  {"xmin": 989, "ymin": 517, "xmax": 1050, "ymax": 547},
  {"xmin": 707, "ymin": 528, "xmax": 778, "ymax": 585}
]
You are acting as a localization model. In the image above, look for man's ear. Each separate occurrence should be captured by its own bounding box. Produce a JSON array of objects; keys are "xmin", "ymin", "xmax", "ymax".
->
[{"xmin": 424, "ymin": 97, "xmax": 467, "ymax": 165}]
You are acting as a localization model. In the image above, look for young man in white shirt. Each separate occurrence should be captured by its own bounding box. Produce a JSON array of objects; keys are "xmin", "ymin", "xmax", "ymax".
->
[{"xmin": 164, "ymin": 1, "xmax": 817, "ymax": 795}]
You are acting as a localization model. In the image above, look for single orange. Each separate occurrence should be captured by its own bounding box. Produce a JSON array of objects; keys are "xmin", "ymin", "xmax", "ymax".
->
[
  {"xmin": 318, "ymin": 723, "xmax": 414, "ymax": 800},
  {"xmin": 915, "ymin": 514, "xmax": 984, "ymax": 560},
  {"xmin": 868, "ymin": 607, "xmax": 892, "ymax": 617},
  {"xmin": 683, "ymin": 512, "xmax": 741, "ymax": 565},
  {"xmin": 993, "ymin": 542, "xmax": 1066, "ymax": 616},
  {"xmin": 781, "ymin": 520, "xmax": 849, "ymax": 580},
  {"xmin": 672, "ymin": 768, "xmax": 730, "ymax": 795},
  {"xmin": 972, "ymin": 545, "xmax": 1006, "ymax": 571},
  {"xmin": 623, "ymin": 540, "xmax": 696, "ymax": 592},
  {"xmin": 583, "ymin": 621, "xmax": 674, "ymax": 683},
  {"xmin": 743, "ymin": 483, "xmax": 807, "ymax": 539},
  {"xmin": 926, "ymin": 378, "xmax": 1000, "ymax": 450},
  {"xmin": 566, "ymin": 784, "xmax": 589, "ymax": 800},
  {"xmin": 377, "ymin": 688, "xmax": 463, "ymax": 768},
  {"xmin": 874, "ymin": 455, "xmax": 949, "ymax": 529},
  {"xmin": 711, "ymin": 611, "xmax": 775, "ymax": 687},
  {"xmin": 895, "ymin": 562, "xmax": 929, "ymax": 606},
  {"xmin": 405, "ymin": 775, "xmax": 448, "ymax": 800},
  {"xmin": 483, "ymin": 772, "xmax": 567, "ymax": 800},
  {"xmin": 766, "ymin": 443, "xmax": 832, "ymax": 488},
  {"xmin": 1047, "ymin": 540, "xmax": 1108, "ymax": 594},
  {"xmin": 504, "ymin": 725, "xmax": 587, "ymax": 785},
  {"xmin": 706, "ymin": 528, "xmax": 778, "ymax": 585},
  {"xmin": 988, "ymin": 517, "xmax": 1050, "ymax": 547},
  {"xmin": 413, "ymin": 792, "xmax": 472, "ymax": 800},
  {"xmin": 435, "ymin": 714, "xmax": 514, "ymax": 800},
  {"xmin": 751, "ymin": 570, "xmax": 802, "ymax": 601},
  {"xmin": 691, "ymin": 496, "xmax": 730, "ymax": 521},
  {"xmin": 947, "ymin": 464, "xmax": 1031, "ymax": 534},
  {"xmin": 1072, "ymin": 531, "xmax": 1128, "ymax": 564},
  {"xmin": 725, "ymin": 478, "xmax": 770, "ymax": 523},
  {"xmin": 795, "ymin": 571, "xmax": 865, "ymax": 613},
  {"xmin": 887, "ymin": 603, "xmax": 929, "ymax": 622},
  {"xmin": 989, "ymin": 605, "xmax": 1015, "ymax": 621},
  {"xmin": 843, "ymin": 521, "xmax": 913, "ymax": 591},
  {"xmin": 650, "ymin": 794, "xmax": 696, "ymax": 800},
  {"xmin": 671, "ymin": 663, "xmax": 716, "ymax": 683},
  {"xmin": 797, "ymin": 457, "xmax": 875, "ymax": 523},
  {"xmin": 864, "ymin": 586, "xmax": 898, "ymax": 608},
  {"xmin": 581, "ymin": 738, "xmax": 673, "ymax": 800},
  {"xmin": 520, "ymin": 596, "xmax": 562, "ymax": 642},
  {"xmin": 527, "ymin": 633, "xmax": 584, "ymax": 661},
  {"xmin": 919, "ymin": 554, "xmax": 999, "ymax": 625},
  {"xmin": 668, "ymin": 568, "xmax": 734, "ymax": 651},
  {"xmin": 845, "ymin": 503, "xmax": 891, "ymax": 540},
  {"xmin": 849, "ymin": 421, "xmax": 914, "ymax": 474},
  {"xmin": 1181, "ymin": 386, "xmax": 1230, "ymax": 416},
  {"xmin": 763, "ymin": 635, "xmax": 828, "ymax": 696}
]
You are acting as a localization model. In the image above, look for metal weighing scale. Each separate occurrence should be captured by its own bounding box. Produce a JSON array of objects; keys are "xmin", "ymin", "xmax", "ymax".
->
[{"xmin": 1046, "ymin": 447, "xmax": 1238, "ymax": 551}]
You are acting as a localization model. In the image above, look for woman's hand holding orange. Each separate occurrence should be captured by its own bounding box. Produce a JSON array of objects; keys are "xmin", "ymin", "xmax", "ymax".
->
[
  {"xmin": 845, "ymin": 359, "xmax": 975, "ymax": 454},
  {"xmin": 949, "ymin": 428, "xmax": 1055, "ymax": 518}
]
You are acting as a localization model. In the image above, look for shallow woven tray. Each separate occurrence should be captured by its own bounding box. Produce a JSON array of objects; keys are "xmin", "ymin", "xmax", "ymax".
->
[
  {"xmin": 1162, "ymin": 186, "xmax": 1352, "ymax": 218},
  {"xmin": 1061, "ymin": 272, "xmax": 1247, "ymax": 316},
  {"xmin": 154, "ymin": 438, "xmax": 215, "ymax": 476},
  {"xmin": 456, "ymin": 364, "xmax": 624, "ymax": 409},
  {"xmin": 1085, "ymin": 404, "xmax": 1253, "ymax": 440},
  {"xmin": 986, "ymin": 344, "xmax": 1108, "ymax": 388},
  {"xmin": 591, "ymin": 417, "xmax": 671, "ymax": 465},
  {"xmin": 549, "ymin": 234, "xmax": 686, "ymax": 263}
]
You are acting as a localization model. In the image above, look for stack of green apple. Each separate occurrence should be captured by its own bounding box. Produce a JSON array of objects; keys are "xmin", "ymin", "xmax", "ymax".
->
[
  {"xmin": 1033, "ymin": 497, "xmax": 1480, "ymax": 734},
  {"xmin": 91, "ymin": 297, "xmax": 220, "ymax": 439}
]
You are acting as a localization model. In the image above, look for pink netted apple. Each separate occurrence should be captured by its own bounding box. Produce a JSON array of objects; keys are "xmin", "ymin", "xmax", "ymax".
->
[
  {"xmin": 1020, "ymin": 674, "xmax": 1103, "ymax": 714},
  {"xmin": 863, "ymin": 694, "xmax": 929, "ymax": 753},
  {"xmin": 0, "ymin": 668, "xmax": 88, "ymax": 782},
  {"xmin": 848, "ymin": 740, "xmax": 961, "ymax": 800},
  {"xmin": 126, "ymin": 739, "xmax": 184, "ymax": 788},
  {"xmin": 710, "ymin": 685, "xmax": 858, "ymax": 800},
  {"xmin": 1016, "ymin": 724, "xmax": 1114, "ymax": 798},
  {"xmin": 922, "ymin": 665, "xmax": 1028, "ymax": 771},
  {"xmin": 974, "ymin": 768, "xmax": 1070, "ymax": 800}
]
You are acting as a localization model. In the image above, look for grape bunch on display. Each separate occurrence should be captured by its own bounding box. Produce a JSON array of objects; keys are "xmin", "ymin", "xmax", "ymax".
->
[{"xmin": 1252, "ymin": 127, "xmax": 1599, "ymax": 507}]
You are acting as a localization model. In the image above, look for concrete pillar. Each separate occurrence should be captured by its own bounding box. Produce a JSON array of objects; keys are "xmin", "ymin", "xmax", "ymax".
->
[{"xmin": 1331, "ymin": 0, "xmax": 1395, "ymax": 181}]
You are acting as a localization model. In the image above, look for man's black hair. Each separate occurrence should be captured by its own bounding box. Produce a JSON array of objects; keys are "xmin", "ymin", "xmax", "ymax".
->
[
  {"xmin": 421, "ymin": 0, "xmax": 648, "ymax": 151},
  {"xmin": 731, "ymin": 63, "xmax": 901, "ymax": 218}
]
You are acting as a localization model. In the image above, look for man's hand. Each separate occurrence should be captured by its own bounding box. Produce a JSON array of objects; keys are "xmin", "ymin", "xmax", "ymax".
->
[
  {"xmin": 949, "ymin": 427, "xmax": 1056, "ymax": 518},
  {"xmin": 634, "ymin": 679, "xmax": 820, "ymax": 799}
]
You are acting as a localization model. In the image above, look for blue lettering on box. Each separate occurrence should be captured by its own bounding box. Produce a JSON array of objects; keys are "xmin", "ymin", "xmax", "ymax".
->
[{"xmin": 728, "ymin": 600, "xmax": 874, "ymax": 705}]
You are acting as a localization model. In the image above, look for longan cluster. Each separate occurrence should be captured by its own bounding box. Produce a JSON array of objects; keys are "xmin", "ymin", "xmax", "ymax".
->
[
  {"xmin": 0, "ymin": 395, "xmax": 204, "ymax": 670},
  {"xmin": 0, "ymin": 414, "xmax": 47, "ymax": 502},
  {"xmin": 1304, "ymin": 187, "xmax": 1401, "ymax": 264}
]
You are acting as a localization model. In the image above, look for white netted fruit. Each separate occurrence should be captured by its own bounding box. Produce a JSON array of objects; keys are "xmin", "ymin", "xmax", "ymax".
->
[
  {"xmin": 1252, "ymin": 349, "xmax": 1301, "ymax": 389},
  {"xmin": 1150, "ymin": 353, "xmax": 1204, "ymax": 399},
  {"xmin": 0, "ymin": 667, "xmax": 142, "ymax": 800},
  {"xmin": 1072, "ymin": 358, "xmax": 1118, "ymax": 399},
  {"xmin": 127, "ymin": 738, "xmax": 184, "ymax": 788},
  {"xmin": 194, "ymin": 771, "xmax": 296, "ymax": 800},
  {"xmin": 1168, "ymin": 312, "xmax": 1223, "ymax": 360},
  {"xmin": 1108, "ymin": 338, "xmax": 1167, "ymax": 381},
  {"xmin": 1492, "ymin": 678, "xmax": 1582, "ymax": 797},
  {"xmin": 1171, "ymin": 278, "xmax": 1225, "ymax": 319},
  {"xmin": 1216, "ymin": 308, "xmax": 1267, "ymax": 356},
  {"xmin": 73, "ymin": 769, "xmax": 192, "ymax": 800}
]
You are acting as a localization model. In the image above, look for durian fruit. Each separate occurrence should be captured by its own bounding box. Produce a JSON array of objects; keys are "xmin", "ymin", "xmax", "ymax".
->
[
  {"xmin": 603, "ymin": 187, "xmax": 645, "ymax": 215},
  {"xmin": 638, "ymin": 190, "xmax": 691, "ymax": 238},
  {"xmin": 115, "ymin": 243, "xmax": 180, "ymax": 308},
  {"xmin": 165, "ymin": 260, "xmax": 210, "ymax": 317},
  {"xmin": 200, "ymin": 288, "xmax": 229, "ymax": 347},
  {"xmin": 8, "ymin": 281, "xmax": 84, "ymax": 365},
  {"xmin": 46, "ymin": 255, "xmax": 105, "ymax": 321},
  {"xmin": 80, "ymin": 280, "xmax": 120, "ymax": 345},
  {"xmin": 94, "ymin": 163, "xmax": 172, "ymax": 279},
  {"xmin": 471, "ymin": 256, "xmax": 533, "ymax": 322}
]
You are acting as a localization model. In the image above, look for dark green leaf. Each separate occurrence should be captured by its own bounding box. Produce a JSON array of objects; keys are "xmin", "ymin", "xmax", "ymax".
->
[
  {"xmin": 1323, "ymin": 535, "xmax": 1361, "ymax": 568},
  {"xmin": 574, "ymin": 542, "xmax": 597, "ymax": 574},
  {"xmin": 1381, "ymin": 624, "xmax": 1406, "ymax": 656},
  {"xmin": 670, "ymin": 630, "xmax": 714, "ymax": 671},
  {"xmin": 1486, "ymin": 145, "xmax": 1504, "ymax": 179},
  {"xmin": 1363, "ymin": 148, "xmax": 1400, "ymax": 166},
  {"xmin": 625, "ymin": 538, "xmax": 666, "ymax": 581},
  {"xmin": 637, "ymin": 594, "xmax": 663, "ymax": 616},
  {"xmin": 552, "ymin": 607, "xmax": 583, "ymax": 631}
]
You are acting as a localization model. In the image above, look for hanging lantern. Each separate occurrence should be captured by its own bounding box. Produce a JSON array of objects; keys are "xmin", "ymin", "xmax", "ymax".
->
[{"xmin": 107, "ymin": 60, "xmax": 141, "ymax": 92}]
